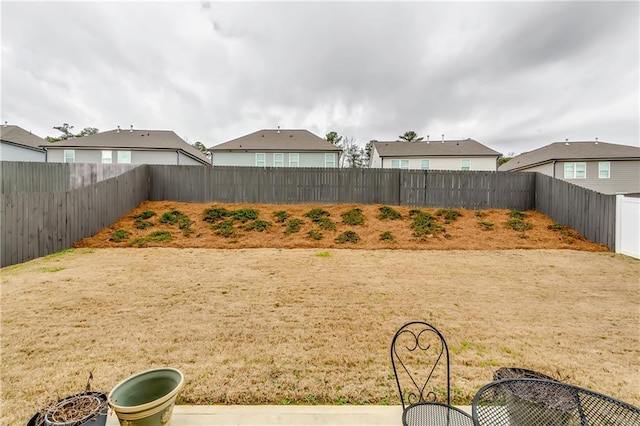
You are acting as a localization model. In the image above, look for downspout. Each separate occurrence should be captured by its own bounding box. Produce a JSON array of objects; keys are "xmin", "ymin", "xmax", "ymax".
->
[
  {"xmin": 177, "ymin": 151, "xmax": 180, "ymax": 165},
  {"xmin": 552, "ymin": 160, "xmax": 556, "ymax": 178}
]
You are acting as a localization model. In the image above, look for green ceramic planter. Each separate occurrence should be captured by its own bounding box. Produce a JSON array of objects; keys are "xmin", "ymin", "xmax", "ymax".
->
[{"xmin": 108, "ymin": 368, "xmax": 184, "ymax": 426}]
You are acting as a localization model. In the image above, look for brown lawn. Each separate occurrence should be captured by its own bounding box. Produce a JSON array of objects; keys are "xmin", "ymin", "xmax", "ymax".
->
[{"xmin": 1, "ymin": 203, "xmax": 639, "ymax": 425}]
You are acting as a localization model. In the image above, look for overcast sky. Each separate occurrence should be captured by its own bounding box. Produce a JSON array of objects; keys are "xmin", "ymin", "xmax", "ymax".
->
[{"xmin": 2, "ymin": 1, "xmax": 638, "ymax": 155}]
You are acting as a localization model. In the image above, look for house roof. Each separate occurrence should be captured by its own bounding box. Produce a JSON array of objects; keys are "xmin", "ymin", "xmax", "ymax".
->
[
  {"xmin": 46, "ymin": 128, "xmax": 210, "ymax": 164},
  {"xmin": 499, "ymin": 141, "xmax": 640, "ymax": 171},
  {"xmin": 372, "ymin": 139, "xmax": 500, "ymax": 157},
  {"xmin": 0, "ymin": 125, "xmax": 46, "ymax": 151},
  {"xmin": 210, "ymin": 129, "xmax": 343, "ymax": 152}
]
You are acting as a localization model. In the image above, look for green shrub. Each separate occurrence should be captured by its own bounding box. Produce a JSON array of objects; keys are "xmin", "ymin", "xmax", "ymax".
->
[
  {"xmin": 410, "ymin": 210, "xmax": 444, "ymax": 238},
  {"xmin": 232, "ymin": 208, "xmax": 259, "ymax": 223},
  {"xmin": 436, "ymin": 208, "xmax": 462, "ymax": 224},
  {"xmin": 478, "ymin": 221, "xmax": 494, "ymax": 230},
  {"xmin": 273, "ymin": 210, "xmax": 290, "ymax": 223},
  {"xmin": 212, "ymin": 219, "xmax": 236, "ymax": 237},
  {"xmin": 304, "ymin": 208, "xmax": 330, "ymax": 222},
  {"xmin": 317, "ymin": 217, "xmax": 336, "ymax": 230},
  {"xmin": 134, "ymin": 210, "xmax": 156, "ymax": 220},
  {"xmin": 506, "ymin": 219, "xmax": 533, "ymax": 232},
  {"xmin": 341, "ymin": 208, "xmax": 364, "ymax": 226},
  {"xmin": 134, "ymin": 219, "xmax": 153, "ymax": 230},
  {"xmin": 508, "ymin": 209, "xmax": 526, "ymax": 220},
  {"xmin": 378, "ymin": 206, "xmax": 402, "ymax": 220},
  {"xmin": 130, "ymin": 230, "xmax": 173, "ymax": 247},
  {"xmin": 547, "ymin": 223, "xmax": 564, "ymax": 231},
  {"xmin": 245, "ymin": 219, "xmax": 271, "ymax": 232},
  {"xmin": 379, "ymin": 231, "xmax": 394, "ymax": 242},
  {"xmin": 335, "ymin": 230, "xmax": 360, "ymax": 244},
  {"xmin": 307, "ymin": 230, "xmax": 323, "ymax": 240},
  {"xmin": 110, "ymin": 229, "xmax": 130, "ymax": 243},
  {"xmin": 203, "ymin": 207, "xmax": 231, "ymax": 223},
  {"xmin": 285, "ymin": 218, "xmax": 304, "ymax": 235},
  {"xmin": 178, "ymin": 216, "xmax": 193, "ymax": 236},
  {"xmin": 474, "ymin": 211, "xmax": 487, "ymax": 219},
  {"xmin": 160, "ymin": 209, "xmax": 184, "ymax": 225}
]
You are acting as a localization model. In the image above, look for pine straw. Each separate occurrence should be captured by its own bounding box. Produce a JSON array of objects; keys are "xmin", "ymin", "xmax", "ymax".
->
[{"xmin": 2, "ymin": 248, "xmax": 638, "ymax": 425}]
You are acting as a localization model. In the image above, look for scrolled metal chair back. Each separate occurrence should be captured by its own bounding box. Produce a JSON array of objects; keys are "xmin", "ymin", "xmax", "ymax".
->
[{"xmin": 390, "ymin": 321, "xmax": 451, "ymax": 409}]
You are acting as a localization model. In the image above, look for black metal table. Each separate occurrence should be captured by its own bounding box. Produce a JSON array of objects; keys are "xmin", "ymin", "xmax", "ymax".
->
[
  {"xmin": 403, "ymin": 402, "xmax": 474, "ymax": 426},
  {"xmin": 472, "ymin": 378, "xmax": 640, "ymax": 426}
]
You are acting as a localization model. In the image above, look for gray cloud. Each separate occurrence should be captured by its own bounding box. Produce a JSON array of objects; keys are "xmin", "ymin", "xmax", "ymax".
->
[{"xmin": 2, "ymin": 1, "xmax": 637, "ymax": 155}]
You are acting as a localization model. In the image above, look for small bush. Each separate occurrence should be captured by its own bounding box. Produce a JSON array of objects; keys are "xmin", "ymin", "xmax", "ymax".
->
[
  {"xmin": 341, "ymin": 208, "xmax": 364, "ymax": 226},
  {"xmin": 506, "ymin": 219, "xmax": 533, "ymax": 232},
  {"xmin": 317, "ymin": 217, "xmax": 336, "ymax": 230},
  {"xmin": 134, "ymin": 210, "xmax": 156, "ymax": 220},
  {"xmin": 410, "ymin": 210, "xmax": 444, "ymax": 238},
  {"xmin": 474, "ymin": 211, "xmax": 487, "ymax": 219},
  {"xmin": 130, "ymin": 230, "xmax": 173, "ymax": 247},
  {"xmin": 335, "ymin": 230, "xmax": 360, "ymax": 244},
  {"xmin": 213, "ymin": 219, "xmax": 236, "ymax": 237},
  {"xmin": 273, "ymin": 210, "xmax": 290, "ymax": 223},
  {"xmin": 203, "ymin": 207, "xmax": 231, "ymax": 223},
  {"xmin": 304, "ymin": 208, "xmax": 330, "ymax": 222},
  {"xmin": 110, "ymin": 229, "xmax": 130, "ymax": 243},
  {"xmin": 178, "ymin": 216, "xmax": 193, "ymax": 236},
  {"xmin": 285, "ymin": 218, "xmax": 304, "ymax": 235},
  {"xmin": 379, "ymin": 231, "xmax": 394, "ymax": 242},
  {"xmin": 159, "ymin": 209, "xmax": 184, "ymax": 225},
  {"xmin": 307, "ymin": 230, "xmax": 323, "ymax": 240},
  {"xmin": 378, "ymin": 206, "xmax": 402, "ymax": 220},
  {"xmin": 245, "ymin": 219, "xmax": 270, "ymax": 232},
  {"xmin": 508, "ymin": 209, "xmax": 526, "ymax": 220},
  {"xmin": 436, "ymin": 208, "xmax": 462, "ymax": 224},
  {"xmin": 547, "ymin": 223, "xmax": 564, "ymax": 231},
  {"xmin": 232, "ymin": 208, "xmax": 259, "ymax": 223},
  {"xmin": 478, "ymin": 221, "xmax": 494, "ymax": 230},
  {"xmin": 134, "ymin": 219, "xmax": 153, "ymax": 230}
]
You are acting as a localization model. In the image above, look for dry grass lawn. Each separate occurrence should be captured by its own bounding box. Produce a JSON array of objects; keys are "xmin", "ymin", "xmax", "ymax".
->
[{"xmin": 1, "ymin": 245, "xmax": 638, "ymax": 425}]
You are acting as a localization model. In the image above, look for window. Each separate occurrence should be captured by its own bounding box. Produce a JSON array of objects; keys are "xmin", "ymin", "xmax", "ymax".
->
[
  {"xmin": 289, "ymin": 153, "xmax": 299, "ymax": 167},
  {"xmin": 117, "ymin": 151, "xmax": 131, "ymax": 164},
  {"xmin": 461, "ymin": 159, "xmax": 470, "ymax": 171},
  {"xmin": 599, "ymin": 162, "xmax": 610, "ymax": 179},
  {"xmin": 325, "ymin": 153, "xmax": 336, "ymax": 168},
  {"xmin": 564, "ymin": 162, "xmax": 586, "ymax": 179},
  {"xmin": 256, "ymin": 153, "xmax": 265, "ymax": 167},
  {"xmin": 391, "ymin": 159, "xmax": 409, "ymax": 169},
  {"xmin": 102, "ymin": 150, "xmax": 112, "ymax": 164},
  {"xmin": 64, "ymin": 150, "xmax": 75, "ymax": 163},
  {"xmin": 420, "ymin": 159, "xmax": 430, "ymax": 170},
  {"xmin": 273, "ymin": 153, "xmax": 284, "ymax": 167}
]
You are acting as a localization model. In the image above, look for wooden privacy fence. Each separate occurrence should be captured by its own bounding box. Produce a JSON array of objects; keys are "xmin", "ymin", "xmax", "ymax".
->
[
  {"xmin": 0, "ymin": 162, "xmax": 619, "ymax": 267},
  {"xmin": 0, "ymin": 166, "xmax": 149, "ymax": 267}
]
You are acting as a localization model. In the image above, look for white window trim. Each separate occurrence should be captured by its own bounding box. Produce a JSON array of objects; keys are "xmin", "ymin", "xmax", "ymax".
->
[
  {"xmin": 273, "ymin": 153, "xmax": 284, "ymax": 167},
  {"xmin": 256, "ymin": 153, "xmax": 266, "ymax": 167},
  {"xmin": 461, "ymin": 159, "xmax": 470, "ymax": 171},
  {"xmin": 325, "ymin": 153, "xmax": 336, "ymax": 168},
  {"xmin": 289, "ymin": 153, "xmax": 299, "ymax": 167},
  {"xmin": 64, "ymin": 149, "xmax": 75, "ymax": 163},
  {"xmin": 564, "ymin": 162, "xmax": 586, "ymax": 179},
  {"xmin": 117, "ymin": 150, "xmax": 131, "ymax": 164},
  {"xmin": 599, "ymin": 161, "xmax": 610, "ymax": 179},
  {"xmin": 102, "ymin": 150, "xmax": 112, "ymax": 164},
  {"xmin": 421, "ymin": 159, "xmax": 430, "ymax": 170}
]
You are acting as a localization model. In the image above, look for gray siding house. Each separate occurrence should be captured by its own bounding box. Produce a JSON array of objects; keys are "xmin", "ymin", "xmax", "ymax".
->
[
  {"xmin": 370, "ymin": 138, "xmax": 500, "ymax": 171},
  {"xmin": 45, "ymin": 127, "xmax": 210, "ymax": 166},
  {"xmin": 209, "ymin": 129, "xmax": 342, "ymax": 168},
  {"xmin": 0, "ymin": 124, "xmax": 47, "ymax": 162},
  {"xmin": 499, "ymin": 141, "xmax": 640, "ymax": 194}
]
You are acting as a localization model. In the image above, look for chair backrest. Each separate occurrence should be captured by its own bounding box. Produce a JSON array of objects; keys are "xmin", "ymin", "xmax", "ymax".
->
[
  {"xmin": 390, "ymin": 321, "xmax": 451, "ymax": 409},
  {"xmin": 472, "ymin": 378, "xmax": 640, "ymax": 426}
]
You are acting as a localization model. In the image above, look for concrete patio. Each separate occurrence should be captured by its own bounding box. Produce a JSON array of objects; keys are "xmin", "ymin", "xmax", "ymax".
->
[{"xmin": 104, "ymin": 405, "xmax": 472, "ymax": 425}]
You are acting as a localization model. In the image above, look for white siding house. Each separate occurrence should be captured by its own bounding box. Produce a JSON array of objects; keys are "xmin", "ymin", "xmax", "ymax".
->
[
  {"xmin": 209, "ymin": 129, "xmax": 342, "ymax": 168},
  {"xmin": 370, "ymin": 139, "xmax": 500, "ymax": 171},
  {"xmin": 0, "ymin": 125, "xmax": 47, "ymax": 162},
  {"xmin": 45, "ymin": 127, "xmax": 210, "ymax": 166},
  {"xmin": 499, "ymin": 141, "xmax": 640, "ymax": 194}
]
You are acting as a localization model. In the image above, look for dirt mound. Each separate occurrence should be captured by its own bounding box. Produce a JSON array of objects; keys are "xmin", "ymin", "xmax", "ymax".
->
[{"xmin": 75, "ymin": 201, "xmax": 607, "ymax": 252}]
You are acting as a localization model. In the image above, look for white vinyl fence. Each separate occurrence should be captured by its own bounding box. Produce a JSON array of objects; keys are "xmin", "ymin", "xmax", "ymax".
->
[{"xmin": 615, "ymin": 193, "xmax": 640, "ymax": 259}]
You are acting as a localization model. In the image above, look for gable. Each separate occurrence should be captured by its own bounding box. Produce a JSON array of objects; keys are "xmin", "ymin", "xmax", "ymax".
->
[{"xmin": 211, "ymin": 129, "xmax": 342, "ymax": 152}]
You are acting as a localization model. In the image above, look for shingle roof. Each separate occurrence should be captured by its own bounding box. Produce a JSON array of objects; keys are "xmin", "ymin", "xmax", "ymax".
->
[
  {"xmin": 0, "ymin": 125, "xmax": 46, "ymax": 150},
  {"xmin": 372, "ymin": 139, "xmax": 500, "ymax": 157},
  {"xmin": 499, "ymin": 141, "xmax": 640, "ymax": 171},
  {"xmin": 210, "ymin": 129, "xmax": 343, "ymax": 152},
  {"xmin": 47, "ymin": 128, "xmax": 210, "ymax": 164}
]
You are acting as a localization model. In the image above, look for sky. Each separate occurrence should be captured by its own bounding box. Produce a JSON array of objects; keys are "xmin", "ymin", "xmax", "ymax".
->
[{"xmin": 1, "ymin": 1, "xmax": 638, "ymax": 155}]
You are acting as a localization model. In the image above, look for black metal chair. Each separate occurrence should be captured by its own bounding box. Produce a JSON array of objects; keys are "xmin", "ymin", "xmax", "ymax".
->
[
  {"xmin": 472, "ymin": 378, "xmax": 640, "ymax": 426},
  {"xmin": 391, "ymin": 321, "xmax": 473, "ymax": 426}
]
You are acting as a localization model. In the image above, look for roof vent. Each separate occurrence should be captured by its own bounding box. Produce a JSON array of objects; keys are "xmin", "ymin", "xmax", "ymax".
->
[
  {"xmin": 117, "ymin": 125, "xmax": 120, "ymax": 133},
  {"xmin": 130, "ymin": 125, "xmax": 133, "ymax": 132},
  {"xmin": 595, "ymin": 137, "xmax": 598, "ymax": 144},
  {"xmin": 277, "ymin": 126, "xmax": 280, "ymax": 134},
  {"xmin": 3, "ymin": 121, "xmax": 7, "ymax": 127},
  {"xmin": 426, "ymin": 135, "xmax": 430, "ymax": 143},
  {"xmin": 442, "ymin": 134, "xmax": 445, "ymax": 143}
]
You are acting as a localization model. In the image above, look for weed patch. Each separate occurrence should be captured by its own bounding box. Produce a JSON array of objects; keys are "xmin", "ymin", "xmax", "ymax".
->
[
  {"xmin": 307, "ymin": 230, "xmax": 323, "ymax": 240},
  {"xmin": 506, "ymin": 219, "xmax": 533, "ymax": 232},
  {"xmin": 508, "ymin": 209, "xmax": 526, "ymax": 220},
  {"xmin": 474, "ymin": 211, "xmax": 487, "ymax": 219},
  {"xmin": 436, "ymin": 208, "xmax": 462, "ymax": 224},
  {"xmin": 478, "ymin": 221, "xmax": 494, "ymax": 231}
]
